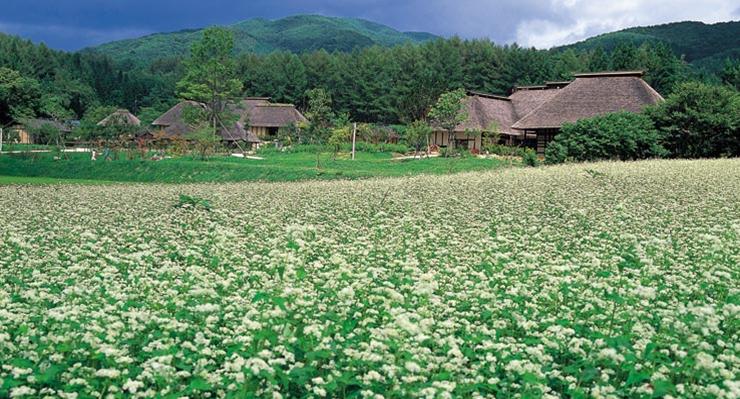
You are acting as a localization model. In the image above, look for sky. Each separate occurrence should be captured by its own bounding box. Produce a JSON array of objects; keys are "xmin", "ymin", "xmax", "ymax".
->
[{"xmin": 0, "ymin": 0, "xmax": 738, "ymax": 51}]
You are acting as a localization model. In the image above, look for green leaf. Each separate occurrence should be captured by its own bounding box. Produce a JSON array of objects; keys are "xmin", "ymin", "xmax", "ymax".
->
[
  {"xmin": 652, "ymin": 380, "xmax": 675, "ymax": 397},
  {"xmin": 188, "ymin": 376, "xmax": 212, "ymax": 391},
  {"xmin": 36, "ymin": 365, "xmax": 62, "ymax": 384},
  {"xmin": 626, "ymin": 370, "xmax": 650, "ymax": 386}
]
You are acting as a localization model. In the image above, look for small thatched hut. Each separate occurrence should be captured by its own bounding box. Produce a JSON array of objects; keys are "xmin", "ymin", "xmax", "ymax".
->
[{"xmin": 97, "ymin": 109, "xmax": 141, "ymax": 127}]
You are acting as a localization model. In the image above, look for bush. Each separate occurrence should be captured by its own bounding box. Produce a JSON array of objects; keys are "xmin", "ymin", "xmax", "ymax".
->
[
  {"xmin": 483, "ymin": 144, "xmax": 527, "ymax": 157},
  {"xmin": 545, "ymin": 112, "xmax": 668, "ymax": 164},
  {"xmin": 647, "ymin": 82, "xmax": 740, "ymax": 158},
  {"xmin": 175, "ymin": 194, "xmax": 212, "ymax": 211},
  {"xmin": 522, "ymin": 149, "xmax": 539, "ymax": 167}
]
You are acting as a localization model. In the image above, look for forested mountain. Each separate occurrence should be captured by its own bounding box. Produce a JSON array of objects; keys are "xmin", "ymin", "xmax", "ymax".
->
[
  {"xmin": 0, "ymin": 32, "xmax": 178, "ymax": 125},
  {"xmin": 89, "ymin": 15, "xmax": 439, "ymax": 64},
  {"xmin": 557, "ymin": 21, "xmax": 740, "ymax": 72}
]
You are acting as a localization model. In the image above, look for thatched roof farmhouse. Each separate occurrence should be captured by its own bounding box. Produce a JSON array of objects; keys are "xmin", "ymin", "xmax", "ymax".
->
[
  {"xmin": 151, "ymin": 101, "xmax": 207, "ymax": 138},
  {"xmin": 151, "ymin": 98, "xmax": 306, "ymax": 144},
  {"xmin": 430, "ymin": 71, "xmax": 663, "ymax": 153}
]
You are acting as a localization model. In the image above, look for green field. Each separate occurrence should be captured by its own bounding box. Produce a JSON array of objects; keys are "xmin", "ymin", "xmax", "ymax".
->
[
  {"xmin": 0, "ymin": 159, "xmax": 737, "ymax": 398},
  {"xmin": 0, "ymin": 151, "xmax": 515, "ymax": 185}
]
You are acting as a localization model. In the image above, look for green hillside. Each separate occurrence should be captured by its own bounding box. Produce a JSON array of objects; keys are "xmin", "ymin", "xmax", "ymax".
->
[
  {"xmin": 557, "ymin": 21, "xmax": 739, "ymax": 69},
  {"xmin": 89, "ymin": 15, "xmax": 439, "ymax": 63}
]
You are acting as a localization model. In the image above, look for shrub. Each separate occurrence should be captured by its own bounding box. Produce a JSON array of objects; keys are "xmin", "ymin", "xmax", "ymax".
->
[
  {"xmin": 483, "ymin": 144, "xmax": 527, "ymax": 157},
  {"xmin": 522, "ymin": 148, "xmax": 539, "ymax": 167},
  {"xmin": 545, "ymin": 112, "xmax": 667, "ymax": 164},
  {"xmin": 646, "ymin": 82, "xmax": 740, "ymax": 158},
  {"xmin": 175, "ymin": 194, "xmax": 212, "ymax": 211}
]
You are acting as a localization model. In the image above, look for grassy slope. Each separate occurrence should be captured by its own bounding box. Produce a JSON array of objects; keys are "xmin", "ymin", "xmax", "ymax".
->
[
  {"xmin": 0, "ymin": 152, "xmax": 514, "ymax": 185},
  {"xmin": 90, "ymin": 15, "xmax": 439, "ymax": 64}
]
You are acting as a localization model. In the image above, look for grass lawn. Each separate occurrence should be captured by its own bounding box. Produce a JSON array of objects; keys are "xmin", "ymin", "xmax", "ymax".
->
[{"xmin": 0, "ymin": 151, "xmax": 516, "ymax": 184}]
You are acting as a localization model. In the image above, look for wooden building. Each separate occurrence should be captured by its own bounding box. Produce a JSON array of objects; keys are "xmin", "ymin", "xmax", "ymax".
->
[
  {"xmin": 431, "ymin": 71, "xmax": 662, "ymax": 154},
  {"xmin": 430, "ymin": 86, "xmax": 563, "ymax": 150},
  {"xmin": 151, "ymin": 98, "xmax": 306, "ymax": 145},
  {"xmin": 11, "ymin": 119, "xmax": 72, "ymax": 144},
  {"xmin": 511, "ymin": 71, "xmax": 663, "ymax": 154}
]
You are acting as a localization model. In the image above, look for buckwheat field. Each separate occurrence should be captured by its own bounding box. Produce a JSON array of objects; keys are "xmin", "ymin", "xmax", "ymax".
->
[{"xmin": 1, "ymin": 159, "xmax": 738, "ymax": 399}]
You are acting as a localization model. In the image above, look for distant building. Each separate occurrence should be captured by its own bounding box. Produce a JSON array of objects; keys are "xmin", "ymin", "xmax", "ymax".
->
[
  {"xmin": 97, "ymin": 109, "xmax": 141, "ymax": 127},
  {"xmin": 430, "ymin": 71, "xmax": 663, "ymax": 154},
  {"xmin": 151, "ymin": 97, "xmax": 307, "ymax": 145},
  {"xmin": 12, "ymin": 119, "xmax": 72, "ymax": 144}
]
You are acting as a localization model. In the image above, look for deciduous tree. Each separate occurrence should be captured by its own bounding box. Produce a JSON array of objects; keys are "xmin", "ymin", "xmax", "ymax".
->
[
  {"xmin": 176, "ymin": 27, "xmax": 243, "ymax": 138},
  {"xmin": 428, "ymin": 89, "xmax": 467, "ymax": 156}
]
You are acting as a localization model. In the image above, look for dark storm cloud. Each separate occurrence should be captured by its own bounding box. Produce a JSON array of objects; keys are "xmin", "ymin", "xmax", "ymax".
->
[
  {"xmin": 0, "ymin": 0, "xmax": 736, "ymax": 51},
  {"xmin": 0, "ymin": 0, "xmax": 564, "ymax": 50}
]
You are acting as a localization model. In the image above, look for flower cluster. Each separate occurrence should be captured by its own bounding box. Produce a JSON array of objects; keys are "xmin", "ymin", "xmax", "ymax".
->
[{"xmin": 1, "ymin": 159, "xmax": 738, "ymax": 398}]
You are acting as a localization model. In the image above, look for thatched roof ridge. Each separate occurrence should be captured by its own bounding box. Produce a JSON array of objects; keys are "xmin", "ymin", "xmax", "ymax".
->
[
  {"xmin": 573, "ymin": 70, "xmax": 645, "ymax": 78},
  {"xmin": 97, "ymin": 109, "xmax": 141, "ymax": 127},
  {"xmin": 466, "ymin": 90, "xmax": 511, "ymax": 101},
  {"xmin": 512, "ymin": 74, "xmax": 663, "ymax": 130},
  {"xmin": 514, "ymin": 85, "xmax": 548, "ymax": 90},
  {"xmin": 545, "ymin": 81, "xmax": 571, "ymax": 89}
]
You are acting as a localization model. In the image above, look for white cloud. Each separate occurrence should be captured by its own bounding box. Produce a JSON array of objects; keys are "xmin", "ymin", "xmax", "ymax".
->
[{"xmin": 515, "ymin": 0, "xmax": 738, "ymax": 48}]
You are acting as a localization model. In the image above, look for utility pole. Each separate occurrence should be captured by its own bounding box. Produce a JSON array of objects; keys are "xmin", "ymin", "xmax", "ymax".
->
[
  {"xmin": 351, "ymin": 122, "xmax": 357, "ymax": 160},
  {"xmin": 0, "ymin": 127, "xmax": 3, "ymax": 154}
]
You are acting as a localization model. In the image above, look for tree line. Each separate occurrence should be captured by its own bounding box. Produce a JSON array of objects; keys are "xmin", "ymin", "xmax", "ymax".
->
[{"xmin": 3, "ymin": 29, "xmax": 738, "ymax": 129}]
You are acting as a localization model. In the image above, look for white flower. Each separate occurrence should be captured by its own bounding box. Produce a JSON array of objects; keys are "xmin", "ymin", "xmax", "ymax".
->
[
  {"xmin": 10, "ymin": 386, "xmax": 36, "ymax": 398},
  {"xmin": 405, "ymin": 362, "xmax": 422, "ymax": 373},
  {"xmin": 95, "ymin": 369, "xmax": 121, "ymax": 379},
  {"xmin": 122, "ymin": 379, "xmax": 144, "ymax": 393}
]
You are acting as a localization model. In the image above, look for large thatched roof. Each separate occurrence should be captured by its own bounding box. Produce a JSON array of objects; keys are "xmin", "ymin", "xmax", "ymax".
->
[
  {"xmin": 97, "ymin": 109, "xmax": 141, "ymax": 127},
  {"xmin": 512, "ymin": 71, "xmax": 663, "ymax": 130}
]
